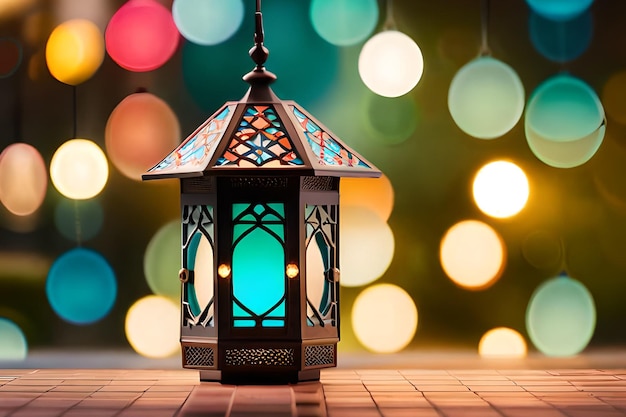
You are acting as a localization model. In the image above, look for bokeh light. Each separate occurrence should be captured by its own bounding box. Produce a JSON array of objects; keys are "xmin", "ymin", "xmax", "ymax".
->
[
  {"xmin": 144, "ymin": 220, "xmax": 180, "ymax": 300},
  {"xmin": 310, "ymin": 0, "xmax": 378, "ymax": 46},
  {"xmin": 0, "ymin": 0, "xmax": 36, "ymax": 21},
  {"xmin": 340, "ymin": 206, "xmax": 395, "ymax": 287},
  {"xmin": 173, "ymin": 0, "xmax": 243, "ymax": 46},
  {"xmin": 358, "ymin": 30, "xmax": 424, "ymax": 98},
  {"xmin": 54, "ymin": 198, "xmax": 104, "ymax": 242},
  {"xmin": 0, "ymin": 143, "xmax": 47, "ymax": 216},
  {"xmin": 45, "ymin": 19, "xmax": 104, "ymax": 85},
  {"xmin": 0, "ymin": 37, "xmax": 22, "ymax": 78},
  {"xmin": 602, "ymin": 71, "xmax": 626, "ymax": 125},
  {"xmin": 340, "ymin": 174, "xmax": 394, "ymax": 221},
  {"xmin": 105, "ymin": 92, "xmax": 180, "ymax": 181},
  {"xmin": 46, "ymin": 248, "xmax": 117, "ymax": 325},
  {"xmin": 525, "ymin": 74, "xmax": 605, "ymax": 168},
  {"xmin": 440, "ymin": 220, "xmax": 506, "ymax": 290},
  {"xmin": 50, "ymin": 138, "xmax": 109, "ymax": 200},
  {"xmin": 363, "ymin": 93, "xmax": 418, "ymax": 145},
  {"xmin": 264, "ymin": 0, "xmax": 340, "ymax": 106},
  {"xmin": 105, "ymin": 0, "xmax": 179, "ymax": 72},
  {"xmin": 473, "ymin": 160, "xmax": 529, "ymax": 218},
  {"xmin": 526, "ymin": 0, "xmax": 593, "ymax": 21},
  {"xmin": 529, "ymin": 10, "xmax": 592, "ymax": 63},
  {"xmin": 521, "ymin": 230, "xmax": 563, "ymax": 270},
  {"xmin": 448, "ymin": 56, "xmax": 525, "ymax": 139},
  {"xmin": 352, "ymin": 284, "xmax": 418, "ymax": 353},
  {"xmin": 125, "ymin": 295, "xmax": 179, "ymax": 358},
  {"xmin": 526, "ymin": 275, "xmax": 596, "ymax": 356},
  {"xmin": 0, "ymin": 318, "xmax": 27, "ymax": 360},
  {"xmin": 478, "ymin": 327, "xmax": 527, "ymax": 358}
]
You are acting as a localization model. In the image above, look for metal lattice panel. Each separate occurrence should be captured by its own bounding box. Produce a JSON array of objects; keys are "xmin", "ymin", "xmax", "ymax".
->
[
  {"xmin": 184, "ymin": 346, "xmax": 215, "ymax": 367},
  {"xmin": 304, "ymin": 345, "xmax": 335, "ymax": 367},
  {"xmin": 230, "ymin": 177, "xmax": 288, "ymax": 189},
  {"xmin": 301, "ymin": 176, "xmax": 338, "ymax": 191},
  {"xmin": 225, "ymin": 348, "xmax": 294, "ymax": 366}
]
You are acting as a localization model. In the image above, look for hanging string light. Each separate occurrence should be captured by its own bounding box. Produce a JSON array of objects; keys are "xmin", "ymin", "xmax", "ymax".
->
[
  {"xmin": 448, "ymin": 0, "xmax": 525, "ymax": 139},
  {"xmin": 358, "ymin": 0, "xmax": 423, "ymax": 98}
]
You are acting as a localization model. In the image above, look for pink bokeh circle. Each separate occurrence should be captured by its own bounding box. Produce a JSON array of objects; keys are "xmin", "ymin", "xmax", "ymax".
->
[
  {"xmin": 105, "ymin": 92, "xmax": 180, "ymax": 180},
  {"xmin": 105, "ymin": 0, "xmax": 179, "ymax": 72}
]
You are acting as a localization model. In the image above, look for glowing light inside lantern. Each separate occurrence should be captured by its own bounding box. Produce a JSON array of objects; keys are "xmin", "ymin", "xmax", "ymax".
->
[
  {"xmin": 473, "ymin": 160, "xmax": 529, "ymax": 218},
  {"xmin": 125, "ymin": 295, "xmax": 179, "ymax": 358},
  {"xmin": 478, "ymin": 327, "xmax": 527, "ymax": 358},
  {"xmin": 440, "ymin": 220, "xmax": 505, "ymax": 290},
  {"xmin": 358, "ymin": 30, "xmax": 423, "ymax": 98},
  {"xmin": 352, "ymin": 284, "xmax": 418, "ymax": 353}
]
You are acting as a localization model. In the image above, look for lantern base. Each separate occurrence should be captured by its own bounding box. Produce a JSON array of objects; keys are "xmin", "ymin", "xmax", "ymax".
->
[{"xmin": 199, "ymin": 369, "xmax": 321, "ymax": 384}]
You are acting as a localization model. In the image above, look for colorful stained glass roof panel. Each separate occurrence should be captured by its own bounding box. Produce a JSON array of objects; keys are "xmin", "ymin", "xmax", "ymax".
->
[
  {"xmin": 147, "ymin": 105, "xmax": 234, "ymax": 175},
  {"xmin": 290, "ymin": 106, "xmax": 371, "ymax": 169},
  {"xmin": 215, "ymin": 105, "xmax": 304, "ymax": 168}
]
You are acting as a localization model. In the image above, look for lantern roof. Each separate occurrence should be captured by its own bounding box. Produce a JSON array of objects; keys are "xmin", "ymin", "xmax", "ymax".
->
[{"xmin": 142, "ymin": 1, "xmax": 380, "ymax": 181}]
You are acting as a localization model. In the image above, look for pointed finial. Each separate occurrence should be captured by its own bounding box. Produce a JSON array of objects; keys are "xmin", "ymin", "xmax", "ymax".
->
[{"xmin": 243, "ymin": 0, "xmax": 276, "ymax": 85}]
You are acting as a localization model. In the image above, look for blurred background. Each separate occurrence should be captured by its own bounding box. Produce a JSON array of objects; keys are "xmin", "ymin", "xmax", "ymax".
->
[{"xmin": 1, "ymin": 0, "xmax": 625, "ymax": 363}]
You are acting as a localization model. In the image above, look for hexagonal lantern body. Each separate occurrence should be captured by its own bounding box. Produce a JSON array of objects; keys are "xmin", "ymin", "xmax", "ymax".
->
[{"xmin": 143, "ymin": 7, "xmax": 379, "ymax": 384}]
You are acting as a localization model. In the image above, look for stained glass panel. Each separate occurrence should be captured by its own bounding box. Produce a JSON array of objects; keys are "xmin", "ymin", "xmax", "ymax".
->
[
  {"xmin": 231, "ymin": 203, "xmax": 287, "ymax": 328},
  {"xmin": 291, "ymin": 106, "xmax": 371, "ymax": 168},
  {"xmin": 149, "ymin": 106, "xmax": 233, "ymax": 175},
  {"xmin": 216, "ymin": 106, "xmax": 304, "ymax": 167}
]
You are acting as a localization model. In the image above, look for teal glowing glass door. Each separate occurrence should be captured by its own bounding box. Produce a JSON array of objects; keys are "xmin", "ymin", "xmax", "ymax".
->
[{"xmin": 231, "ymin": 202, "xmax": 287, "ymax": 328}]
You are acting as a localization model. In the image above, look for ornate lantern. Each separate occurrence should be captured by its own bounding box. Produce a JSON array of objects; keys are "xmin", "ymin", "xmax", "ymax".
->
[{"xmin": 143, "ymin": 0, "xmax": 380, "ymax": 383}]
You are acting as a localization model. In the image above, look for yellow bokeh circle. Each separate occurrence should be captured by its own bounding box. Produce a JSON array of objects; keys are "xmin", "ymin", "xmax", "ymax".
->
[
  {"xmin": 45, "ymin": 19, "xmax": 104, "ymax": 85},
  {"xmin": 125, "ymin": 295, "xmax": 179, "ymax": 358},
  {"xmin": 340, "ymin": 174, "xmax": 394, "ymax": 221},
  {"xmin": 440, "ymin": 220, "xmax": 506, "ymax": 290},
  {"xmin": 478, "ymin": 327, "xmax": 527, "ymax": 358},
  {"xmin": 473, "ymin": 160, "xmax": 529, "ymax": 219},
  {"xmin": 50, "ymin": 139, "xmax": 109, "ymax": 200},
  {"xmin": 340, "ymin": 206, "xmax": 395, "ymax": 287},
  {"xmin": 352, "ymin": 284, "xmax": 418, "ymax": 353}
]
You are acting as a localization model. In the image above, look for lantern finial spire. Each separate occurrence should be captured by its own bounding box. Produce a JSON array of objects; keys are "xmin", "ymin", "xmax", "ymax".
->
[{"xmin": 244, "ymin": 0, "xmax": 276, "ymax": 85}]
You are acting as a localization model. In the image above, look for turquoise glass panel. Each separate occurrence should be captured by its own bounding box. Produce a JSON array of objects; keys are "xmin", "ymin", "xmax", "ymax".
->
[
  {"xmin": 234, "ymin": 319, "xmax": 256, "ymax": 327},
  {"xmin": 232, "ymin": 203, "xmax": 286, "ymax": 327},
  {"xmin": 262, "ymin": 319, "xmax": 285, "ymax": 327}
]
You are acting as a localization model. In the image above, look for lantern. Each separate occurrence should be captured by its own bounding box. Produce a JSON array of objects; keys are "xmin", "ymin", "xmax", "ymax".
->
[{"xmin": 142, "ymin": 1, "xmax": 380, "ymax": 383}]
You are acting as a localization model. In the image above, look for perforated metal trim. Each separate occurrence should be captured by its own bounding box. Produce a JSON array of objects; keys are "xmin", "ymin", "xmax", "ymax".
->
[
  {"xmin": 301, "ymin": 176, "xmax": 338, "ymax": 191},
  {"xmin": 304, "ymin": 345, "xmax": 335, "ymax": 368},
  {"xmin": 230, "ymin": 177, "xmax": 288, "ymax": 189},
  {"xmin": 182, "ymin": 177, "xmax": 215, "ymax": 193},
  {"xmin": 184, "ymin": 346, "xmax": 215, "ymax": 367},
  {"xmin": 225, "ymin": 348, "xmax": 294, "ymax": 366}
]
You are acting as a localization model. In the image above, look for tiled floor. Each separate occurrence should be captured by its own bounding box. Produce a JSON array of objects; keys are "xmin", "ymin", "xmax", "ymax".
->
[{"xmin": 1, "ymin": 368, "xmax": 626, "ymax": 416}]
